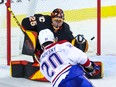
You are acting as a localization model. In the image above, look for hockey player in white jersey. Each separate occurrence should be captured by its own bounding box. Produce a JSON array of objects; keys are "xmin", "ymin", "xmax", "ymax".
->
[{"xmin": 39, "ymin": 29, "xmax": 99, "ymax": 87}]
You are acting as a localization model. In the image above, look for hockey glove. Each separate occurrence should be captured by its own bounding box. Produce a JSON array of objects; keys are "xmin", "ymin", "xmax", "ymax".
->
[
  {"xmin": 75, "ymin": 34, "xmax": 86, "ymax": 44},
  {"xmin": 84, "ymin": 61, "xmax": 100, "ymax": 76}
]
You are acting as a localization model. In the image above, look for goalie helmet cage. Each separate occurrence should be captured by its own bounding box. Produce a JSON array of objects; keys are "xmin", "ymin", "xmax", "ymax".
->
[{"xmin": 6, "ymin": 0, "xmax": 101, "ymax": 65}]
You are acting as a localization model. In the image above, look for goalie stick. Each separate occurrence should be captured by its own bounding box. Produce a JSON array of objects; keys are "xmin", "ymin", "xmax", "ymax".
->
[
  {"xmin": 5, "ymin": 3, "xmax": 26, "ymax": 33},
  {"xmin": 5, "ymin": 3, "xmax": 39, "ymax": 62}
]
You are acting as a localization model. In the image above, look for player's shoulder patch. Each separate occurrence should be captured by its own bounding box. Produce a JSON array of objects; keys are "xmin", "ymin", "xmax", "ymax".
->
[
  {"xmin": 39, "ymin": 16, "xmax": 45, "ymax": 22},
  {"xmin": 34, "ymin": 14, "xmax": 46, "ymax": 22}
]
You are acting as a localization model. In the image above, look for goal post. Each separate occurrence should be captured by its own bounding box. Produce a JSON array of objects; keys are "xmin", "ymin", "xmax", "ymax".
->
[
  {"xmin": 6, "ymin": 0, "xmax": 11, "ymax": 65},
  {"xmin": 97, "ymin": 0, "xmax": 101, "ymax": 55},
  {"xmin": 5, "ymin": 0, "xmax": 101, "ymax": 65}
]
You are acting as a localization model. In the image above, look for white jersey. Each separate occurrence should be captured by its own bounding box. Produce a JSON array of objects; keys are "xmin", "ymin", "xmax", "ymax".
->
[{"xmin": 40, "ymin": 40, "xmax": 91, "ymax": 87}]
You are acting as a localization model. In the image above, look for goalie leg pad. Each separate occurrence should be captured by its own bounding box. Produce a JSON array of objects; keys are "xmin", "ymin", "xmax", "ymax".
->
[
  {"xmin": 11, "ymin": 60, "xmax": 48, "ymax": 82},
  {"xmin": 10, "ymin": 60, "xmax": 28, "ymax": 77}
]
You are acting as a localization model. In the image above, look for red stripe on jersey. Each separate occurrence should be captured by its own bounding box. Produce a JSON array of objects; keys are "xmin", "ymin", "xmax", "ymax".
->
[
  {"xmin": 82, "ymin": 58, "xmax": 91, "ymax": 67},
  {"xmin": 52, "ymin": 65, "xmax": 71, "ymax": 83}
]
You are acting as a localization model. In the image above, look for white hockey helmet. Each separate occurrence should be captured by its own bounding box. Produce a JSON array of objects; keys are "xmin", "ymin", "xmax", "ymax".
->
[{"xmin": 39, "ymin": 29, "xmax": 55, "ymax": 45}]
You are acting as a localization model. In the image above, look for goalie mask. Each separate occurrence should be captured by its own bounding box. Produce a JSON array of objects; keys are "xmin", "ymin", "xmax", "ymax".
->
[
  {"xmin": 39, "ymin": 29, "xmax": 55, "ymax": 46},
  {"xmin": 51, "ymin": 8, "xmax": 64, "ymax": 29},
  {"xmin": 51, "ymin": 8, "xmax": 64, "ymax": 19}
]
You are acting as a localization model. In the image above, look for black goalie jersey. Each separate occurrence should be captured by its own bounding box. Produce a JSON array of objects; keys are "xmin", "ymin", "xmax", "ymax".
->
[{"xmin": 21, "ymin": 14, "xmax": 88, "ymax": 56}]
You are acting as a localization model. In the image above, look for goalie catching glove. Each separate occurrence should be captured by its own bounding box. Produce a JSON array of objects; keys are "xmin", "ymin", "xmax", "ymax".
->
[
  {"xmin": 83, "ymin": 61, "xmax": 100, "ymax": 77},
  {"xmin": 72, "ymin": 34, "xmax": 89, "ymax": 52},
  {"xmin": 75, "ymin": 34, "xmax": 86, "ymax": 44}
]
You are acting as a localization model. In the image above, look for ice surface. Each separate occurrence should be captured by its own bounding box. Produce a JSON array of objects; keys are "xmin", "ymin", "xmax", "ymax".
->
[{"xmin": 0, "ymin": 55, "xmax": 116, "ymax": 87}]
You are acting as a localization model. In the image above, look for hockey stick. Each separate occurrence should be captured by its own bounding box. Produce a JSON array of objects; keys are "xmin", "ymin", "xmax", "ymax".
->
[
  {"xmin": 5, "ymin": 3, "xmax": 26, "ymax": 33},
  {"xmin": 5, "ymin": 2, "xmax": 37, "ymax": 46},
  {"xmin": 5, "ymin": 3, "xmax": 39, "ymax": 63}
]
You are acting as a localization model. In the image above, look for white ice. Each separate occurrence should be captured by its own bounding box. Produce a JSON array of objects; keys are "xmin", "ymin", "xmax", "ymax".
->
[{"xmin": 0, "ymin": 55, "xmax": 116, "ymax": 87}]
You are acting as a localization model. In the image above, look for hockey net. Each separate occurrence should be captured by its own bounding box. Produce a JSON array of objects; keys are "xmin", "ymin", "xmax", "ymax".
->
[{"xmin": 1, "ymin": 0, "xmax": 101, "ymax": 65}]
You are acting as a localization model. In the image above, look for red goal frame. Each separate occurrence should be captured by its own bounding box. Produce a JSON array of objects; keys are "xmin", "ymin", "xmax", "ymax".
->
[{"xmin": 6, "ymin": 0, "xmax": 11, "ymax": 65}]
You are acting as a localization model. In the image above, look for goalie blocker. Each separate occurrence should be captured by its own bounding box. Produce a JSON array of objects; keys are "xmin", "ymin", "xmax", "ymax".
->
[{"xmin": 10, "ymin": 60, "xmax": 103, "ymax": 81}]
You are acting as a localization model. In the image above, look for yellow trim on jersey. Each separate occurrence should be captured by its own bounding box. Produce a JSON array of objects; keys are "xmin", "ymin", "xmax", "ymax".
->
[{"xmin": 26, "ymin": 31, "xmax": 36, "ymax": 49}]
